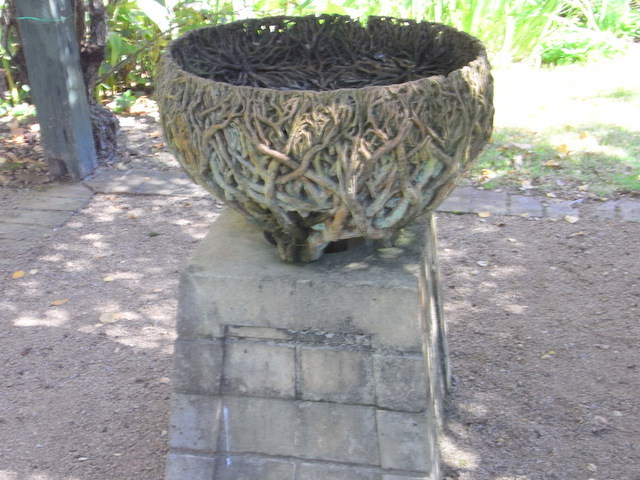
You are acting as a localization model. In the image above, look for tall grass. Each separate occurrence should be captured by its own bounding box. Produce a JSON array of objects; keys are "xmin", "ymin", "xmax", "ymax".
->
[{"xmin": 421, "ymin": 0, "xmax": 567, "ymax": 63}]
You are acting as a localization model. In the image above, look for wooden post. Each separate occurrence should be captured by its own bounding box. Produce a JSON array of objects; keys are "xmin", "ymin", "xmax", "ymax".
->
[{"xmin": 16, "ymin": 0, "xmax": 98, "ymax": 180}]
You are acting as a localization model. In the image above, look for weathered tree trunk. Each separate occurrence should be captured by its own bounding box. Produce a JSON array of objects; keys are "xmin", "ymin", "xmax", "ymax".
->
[
  {"xmin": 16, "ymin": 0, "xmax": 98, "ymax": 179},
  {"xmin": 73, "ymin": 0, "xmax": 120, "ymax": 164},
  {"xmin": 5, "ymin": 0, "xmax": 119, "ymax": 166}
]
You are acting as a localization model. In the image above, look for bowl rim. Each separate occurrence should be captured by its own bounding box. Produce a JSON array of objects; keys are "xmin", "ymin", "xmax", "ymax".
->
[{"xmin": 161, "ymin": 14, "xmax": 491, "ymax": 96}]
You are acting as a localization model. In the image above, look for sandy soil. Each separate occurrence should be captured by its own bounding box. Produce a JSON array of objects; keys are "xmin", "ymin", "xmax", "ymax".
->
[{"xmin": 2, "ymin": 175, "xmax": 639, "ymax": 480}]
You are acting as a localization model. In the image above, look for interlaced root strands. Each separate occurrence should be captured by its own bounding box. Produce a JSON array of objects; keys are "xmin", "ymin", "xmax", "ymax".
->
[{"xmin": 156, "ymin": 15, "xmax": 494, "ymax": 262}]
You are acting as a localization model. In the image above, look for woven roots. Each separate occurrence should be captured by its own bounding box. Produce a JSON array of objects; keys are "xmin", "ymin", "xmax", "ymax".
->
[{"xmin": 156, "ymin": 15, "xmax": 494, "ymax": 262}]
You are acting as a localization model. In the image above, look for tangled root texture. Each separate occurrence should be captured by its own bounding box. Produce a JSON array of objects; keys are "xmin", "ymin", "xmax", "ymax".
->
[{"xmin": 156, "ymin": 15, "xmax": 494, "ymax": 262}]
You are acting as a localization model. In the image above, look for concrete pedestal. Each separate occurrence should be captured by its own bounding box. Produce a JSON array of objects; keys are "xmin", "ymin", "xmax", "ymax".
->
[{"xmin": 165, "ymin": 209, "xmax": 450, "ymax": 480}]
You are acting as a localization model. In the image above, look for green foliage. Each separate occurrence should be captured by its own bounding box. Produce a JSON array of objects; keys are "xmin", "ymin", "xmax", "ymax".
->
[
  {"xmin": 110, "ymin": 89, "xmax": 139, "ymax": 113},
  {"xmin": 97, "ymin": 1, "xmax": 165, "ymax": 98},
  {"xmin": 422, "ymin": 0, "xmax": 567, "ymax": 63},
  {"xmin": 470, "ymin": 126, "xmax": 640, "ymax": 197},
  {"xmin": 540, "ymin": 27, "xmax": 627, "ymax": 65},
  {"xmin": 619, "ymin": 8, "xmax": 640, "ymax": 38}
]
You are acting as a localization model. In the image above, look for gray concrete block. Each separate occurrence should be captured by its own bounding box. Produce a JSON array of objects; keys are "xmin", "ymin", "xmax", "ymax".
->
[
  {"xmin": 222, "ymin": 342, "xmax": 295, "ymax": 398},
  {"xmin": 176, "ymin": 269, "xmax": 223, "ymax": 339},
  {"xmin": 214, "ymin": 455, "xmax": 296, "ymax": 480},
  {"xmin": 590, "ymin": 201, "xmax": 618, "ymax": 220},
  {"xmin": 165, "ymin": 453, "xmax": 215, "ymax": 480},
  {"xmin": 619, "ymin": 199, "xmax": 640, "ymax": 222},
  {"xmin": 0, "ymin": 222, "xmax": 51, "ymax": 240},
  {"xmin": 133, "ymin": 170, "xmax": 208, "ymax": 196},
  {"xmin": 507, "ymin": 194, "xmax": 544, "ymax": 217},
  {"xmin": 471, "ymin": 189, "xmax": 509, "ymax": 215},
  {"xmin": 168, "ymin": 209, "xmax": 447, "ymax": 478},
  {"xmin": 85, "ymin": 169, "xmax": 207, "ymax": 196},
  {"xmin": 382, "ymin": 475, "xmax": 432, "ymax": 480},
  {"xmin": 374, "ymin": 354, "xmax": 428, "ymax": 412},
  {"xmin": 300, "ymin": 347, "xmax": 375, "ymax": 404},
  {"xmin": 376, "ymin": 410, "xmax": 434, "ymax": 472},
  {"xmin": 177, "ymin": 210, "xmax": 426, "ymax": 352},
  {"xmin": 544, "ymin": 199, "xmax": 576, "ymax": 219},
  {"xmin": 84, "ymin": 169, "xmax": 142, "ymax": 193},
  {"xmin": 437, "ymin": 187, "xmax": 473, "ymax": 213},
  {"xmin": 40, "ymin": 183, "xmax": 93, "ymax": 198},
  {"xmin": 222, "ymin": 396, "xmax": 380, "ymax": 465},
  {"xmin": 17, "ymin": 194, "xmax": 89, "ymax": 211},
  {"xmin": 173, "ymin": 338, "xmax": 224, "ymax": 395},
  {"xmin": 297, "ymin": 462, "xmax": 381, "ymax": 480},
  {"xmin": 168, "ymin": 393, "xmax": 222, "ymax": 452},
  {"xmin": 0, "ymin": 208, "xmax": 72, "ymax": 227}
]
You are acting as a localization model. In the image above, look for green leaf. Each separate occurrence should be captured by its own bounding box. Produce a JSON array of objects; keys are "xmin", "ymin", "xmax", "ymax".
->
[{"xmin": 325, "ymin": 2, "xmax": 348, "ymax": 15}]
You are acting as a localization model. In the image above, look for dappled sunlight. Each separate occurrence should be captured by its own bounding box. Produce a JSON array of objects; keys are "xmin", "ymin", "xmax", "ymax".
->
[
  {"xmin": 504, "ymin": 304, "xmax": 529, "ymax": 315},
  {"xmin": 440, "ymin": 429, "xmax": 482, "ymax": 475},
  {"xmin": 493, "ymin": 46, "xmax": 640, "ymax": 131},
  {"xmin": 0, "ymin": 473, "xmax": 83, "ymax": 480},
  {"xmin": 435, "ymin": 211, "xmax": 640, "ymax": 479},
  {"xmin": 0, "ymin": 192, "xmax": 223, "ymax": 480},
  {"xmin": 13, "ymin": 311, "xmax": 69, "ymax": 328}
]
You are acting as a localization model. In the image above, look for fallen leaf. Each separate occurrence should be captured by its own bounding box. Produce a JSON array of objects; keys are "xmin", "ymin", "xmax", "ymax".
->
[
  {"xmin": 580, "ymin": 131, "xmax": 589, "ymax": 139},
  {"xmin": 564, "ymin": 215, "xmax": 580, "ymax": 224},
  {"xmin": 148, "ymin": 231, "xmax": 161, "ymax": 237},
  {"xmin": 128, "ymin": 214, "xmax": 137, "ymax": 219},
  {"xmin": 103, "ymin": 276, "xmax": 116, "ymax": 282},
  {"xmin": 587, "ymin": 464, "xmax": 597, "ymax": 472},
  {"xmin": 577, "ymin": 184, "xmax": 589, "ymax": 191},
  {"xmin": 544, "ymin": 159, "xmax": 560, "ymax": 168},
  {"xmin": 29, "ymin": 269, "xmax": 39, "ymax": 275},
  {"xmin": 520, "ymin": 180, "xmax": 534, "ymax": 190},
  {"xmin": 546, "ymin": 192, "xmax": 557, "ymax": 198},
  {"xmin": 478, "ymin": 211, "xmax": 491, "ymax": 218},
  {"xmin": 157, "ymin": 377, "xmax": 171, "ymax": 384},
  {"xmin": 480, "ymin": 169, "xmax": 496, "ymax": 182},
  {"xmin": 557, "ymin": 143, "xmax": 569, "ymax": 154},
  {"xmin": 150, "ymin": 131, "xmax": 161, "ymax": 138},
  {"xmin": 50, "ymin": 299, "xmax": 69, "ymax": 306},
  {"xmin": 99, "ymin": 312, "xmax": 123, "ymax": 324},
  {"xmin": 12, "ymin": 270, "xmax": 25, "ymax": 279},
  {"xmin": 477, "ymin": 261, "xmax": 489, "ymax": 267}
]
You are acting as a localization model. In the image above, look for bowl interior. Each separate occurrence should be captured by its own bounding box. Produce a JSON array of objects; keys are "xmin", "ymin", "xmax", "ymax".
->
[{"xmin": 169, "ymin": 15, "xmax": 482, "ymax": 91}]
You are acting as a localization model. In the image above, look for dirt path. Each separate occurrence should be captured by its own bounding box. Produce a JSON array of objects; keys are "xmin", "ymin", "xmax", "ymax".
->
[
  {"xmin": 1, "ymin": 177, "xmax": 638, "ymax": 479},
  {"xmin": 438, "ymin": 210, "xmax": 640, "ymax": 480}
]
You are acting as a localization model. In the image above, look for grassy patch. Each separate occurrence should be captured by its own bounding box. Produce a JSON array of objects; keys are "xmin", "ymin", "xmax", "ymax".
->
[
  {"xmin": 0, "ymin": 161, "xmax": 25, "ymax": 172},
  {"xmin": 598, "ymin": 87, "xmax": 639, "ymax": 102},
  {"xmin": 467, "ymin": 125, "xmax": 640, "ymax": 198}
]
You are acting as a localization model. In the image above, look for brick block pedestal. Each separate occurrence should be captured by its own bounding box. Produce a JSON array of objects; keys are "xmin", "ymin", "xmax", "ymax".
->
[{"xmin": 166, "ymin": 209, "xmax": 450, "ymax": 480}]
